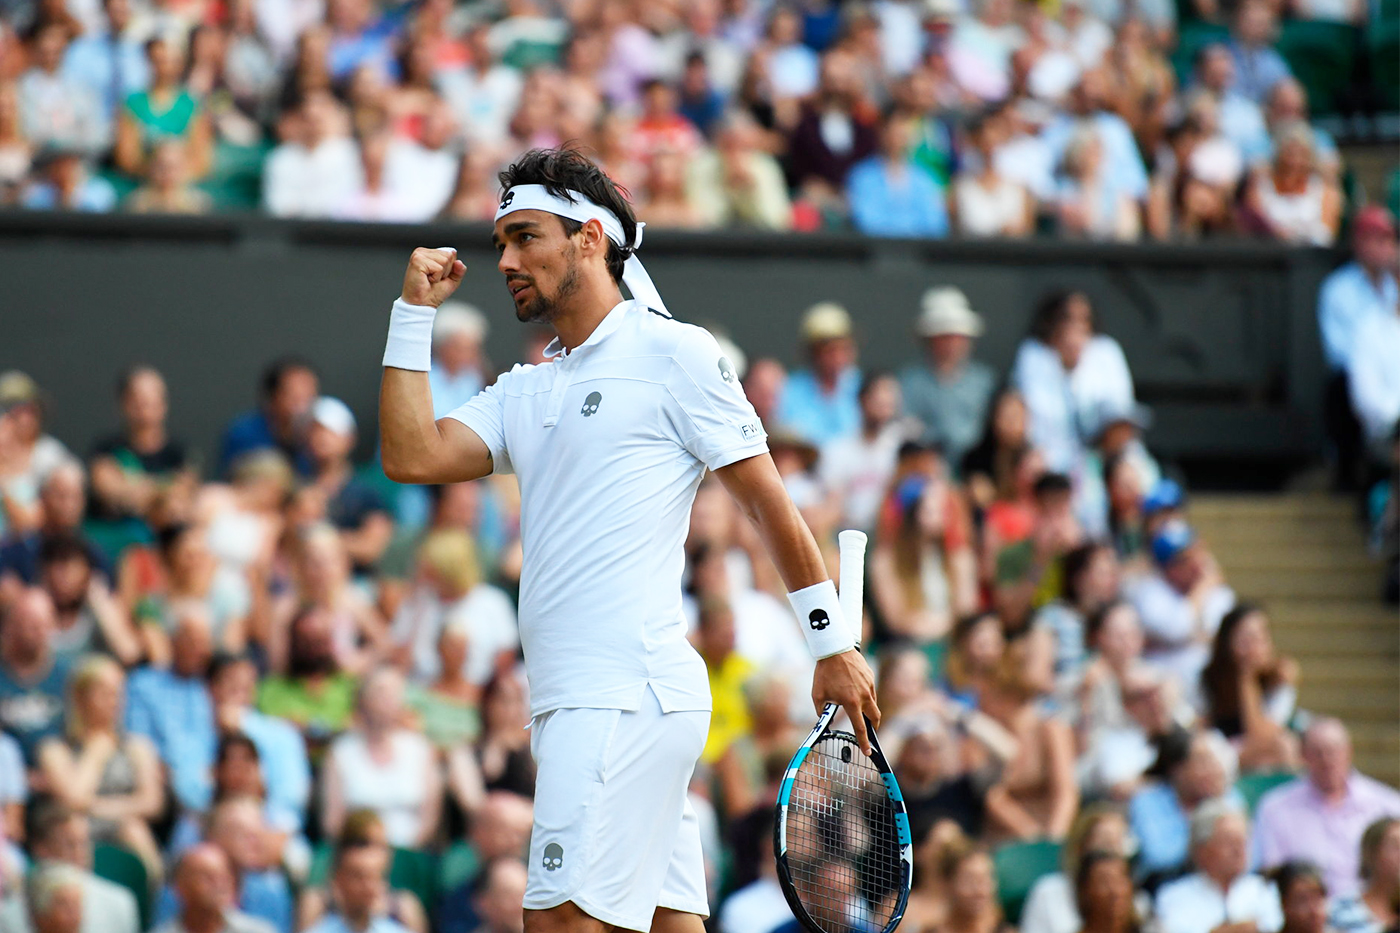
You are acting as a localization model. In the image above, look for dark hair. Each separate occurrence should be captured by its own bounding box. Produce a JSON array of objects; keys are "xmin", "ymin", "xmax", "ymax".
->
[
  {"xmin": 259, "ymin": 356, "xmax": 317, "ymax": 402},
  {"xmin": 26, "ymin": 797, "xmax": 79, "ymax": 848},
  {"xmin": 215, "ymin": 731, "xmax": 259, "ymax": 767},
  {"xmin": 858, "ymin": 369, "xmax": 896, "ymax": 401},
  {"xmin": 333, "ymin": 838, "xmax": 384, "ymax": 872},
  {"xmin": 39, "ymin": 533, "xmax": 90, "ymax": 568},
  {"xmin": 1061, "ymin": 543, "xmax": 1105, "ymax": 607},
  {"xmin": 1268, "ymin": 860, "xmax": 1327, "ymax": 901},
  {"xmin": 1200, "ymin": 602, "xmax": 1279, "ymax": 734},
  {"xmin": 1074, "ymin": 850, "xmax": 1139, "ymax": 930},
  {"xmin": 498, "ymin": 148, "xmax": 637, "ymax": 285},
  {"xmin": 1085, "ymin": 599, "xmax": 1130, "ymax": 646},
  {"xmin": 1028, "ymin": 290, "xmax": 1095, "ymax": 344},
  {"xmin": 207, "ymin": 650, "xmax": 256, "ymax": 684},
  {"xmin": 1033, "ymin": 472, "xmax": 1073, "ymax": 499}
]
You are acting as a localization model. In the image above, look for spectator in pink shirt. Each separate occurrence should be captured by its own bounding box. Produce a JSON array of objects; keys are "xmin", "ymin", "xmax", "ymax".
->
[{"xmin": 1253, "ymin": 717, "xmax": 1400, "ymax": 898}]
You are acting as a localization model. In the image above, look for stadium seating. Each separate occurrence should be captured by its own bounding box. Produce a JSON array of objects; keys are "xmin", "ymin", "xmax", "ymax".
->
[
  {"xmin": 93, "ymin": 842, "xmax": 150, "ymax": 929},
  {"xmin": 992, "ymin": 839, "xmax": 1063, "ymax": 925}
]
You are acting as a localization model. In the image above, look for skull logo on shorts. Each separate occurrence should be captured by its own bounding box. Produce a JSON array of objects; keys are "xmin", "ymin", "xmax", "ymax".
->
[
  {"xmin": 543, "ymin": 843, "xmax": 565, "ymax": 872},
  {"xmin": 581, "ymin": 392, "xmax": 602, "ymax": 417}
]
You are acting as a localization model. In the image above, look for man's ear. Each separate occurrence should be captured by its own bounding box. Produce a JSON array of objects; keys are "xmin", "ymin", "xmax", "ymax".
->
[{"xmin": 579, "ymin": 217, "xmax": 608, "ymax": 258}]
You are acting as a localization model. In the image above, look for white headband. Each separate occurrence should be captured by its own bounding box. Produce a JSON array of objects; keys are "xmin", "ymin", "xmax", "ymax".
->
[{"xmin": 495, "ymin": 184, "xmax": 669, "ymax": 318}]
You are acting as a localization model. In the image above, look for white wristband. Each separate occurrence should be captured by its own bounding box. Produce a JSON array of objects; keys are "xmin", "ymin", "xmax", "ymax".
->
[
  {"xmin": 382, "ymin": 298, "xmax": 436, "ymax": 371},
  {"xmin": 788, "ymin": 580, "xmax": 857, "ymax": 659}
]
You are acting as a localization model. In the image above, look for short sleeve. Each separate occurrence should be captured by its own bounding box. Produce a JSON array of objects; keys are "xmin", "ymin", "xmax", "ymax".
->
[
  {"xmin": 444, "ymin": 376, "xmax": 514, "ymax": 475},
  {"xmin": 664, "ymin": 326, "xmax": 769, "ymax": 470}
]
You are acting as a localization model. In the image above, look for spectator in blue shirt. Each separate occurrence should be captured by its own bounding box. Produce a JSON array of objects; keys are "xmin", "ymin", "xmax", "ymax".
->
[
  {"xmin": 1317, "ymin": 206, "xmax": 1398, "ymax": 490},
  {"xmin": 677, "ymin": 51, "xmax": 725, "ymax": 136},
  {"xmin": 304, "ymin": 841, "xmax": 413, "ymax": 933},
  {"xmin": 21, "ymin": 147, "xmax": 117, "ymax": 212},
  {"xmin": 218, "ymin": 358, "xmax": 319, "ymax": 478},
  {"xmin": 777, "ymin": 302, "xmax": 862, "ymax": 446},
  {"xmin": 1227, "ymin": 0, "xmax": 1293, "ymax": 104},
  {"xmin": 1041, "ymin": 69, "xmax": 1150, "ymax": 205},
  {"xmin": 0, "ymin": 589, "xmax": 72, "ymax": 764},
  {"xmin": 62, "ymin": 0, "xmax": 149, "ymax": 140},
  {"xmin": 0, "ymin": 463, "xmax": 111, "ymax": 593},
  {"xmin": 1192, "ymin": 44, "xmax": 1271, "ymax": 166},
  {"xmin": 306, "ymin": 397, "xmax": 392, "ymax": 573},
  {"xmin": 846, "ymin": 116, "xmax": 949, "ymax": 238}
]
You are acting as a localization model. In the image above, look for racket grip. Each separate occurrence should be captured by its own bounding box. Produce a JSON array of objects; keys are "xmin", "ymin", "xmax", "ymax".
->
[{"xmin": 837, "ymin": 529, "xmax": 868, "ymax": 648}]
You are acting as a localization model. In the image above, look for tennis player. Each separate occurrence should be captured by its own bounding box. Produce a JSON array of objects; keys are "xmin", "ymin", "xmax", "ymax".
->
[{"xmin": 378, "ymin": 147, "xmax": 879, "ymax": 933}]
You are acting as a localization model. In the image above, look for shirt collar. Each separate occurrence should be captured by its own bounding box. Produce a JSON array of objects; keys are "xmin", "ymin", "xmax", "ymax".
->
[{"xmin": 543, "ymin": 299, "xmax": 637, "ymax": 360}]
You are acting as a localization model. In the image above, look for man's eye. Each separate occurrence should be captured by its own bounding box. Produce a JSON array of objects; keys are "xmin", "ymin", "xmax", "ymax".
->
[{"xmin": 519, "ymin": 233, "xmax": 534, "ymax": 243}]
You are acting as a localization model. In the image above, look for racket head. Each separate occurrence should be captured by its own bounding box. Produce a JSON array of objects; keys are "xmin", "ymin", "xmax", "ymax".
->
[{"xmin": 774, "ymin": 705, "xmax": 914, "ymax": 933}]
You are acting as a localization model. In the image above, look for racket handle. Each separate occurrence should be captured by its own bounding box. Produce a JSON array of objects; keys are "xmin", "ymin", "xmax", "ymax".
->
[{"xmin": 837, "ymin": 529, "xmax": 868, "ymax": 648}]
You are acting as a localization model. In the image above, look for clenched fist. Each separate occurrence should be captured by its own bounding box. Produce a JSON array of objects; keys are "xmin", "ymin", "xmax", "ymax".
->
[{"xmin": 402, "ymin": 246, "xmax": 466, "ymax": 308}]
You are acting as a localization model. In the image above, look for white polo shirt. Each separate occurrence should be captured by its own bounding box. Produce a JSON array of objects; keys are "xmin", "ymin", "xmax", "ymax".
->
[{"xmin": 447, "ymin": 300, "xmax": 769, "ymax": 717}]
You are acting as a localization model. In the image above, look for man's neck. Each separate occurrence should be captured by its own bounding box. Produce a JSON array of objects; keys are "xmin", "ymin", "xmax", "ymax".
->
[
  {"xmin": 1359, "ymin": 262, "xmax": 1390, "ymax": 288},
  {"xmin": 1203, "ymin": 869, "xmax": 1238, "ymax": 893},
  {"xmin": 550, "ymin": 280, "xmax": 626, "ymax": 352},
  {"xmin": 1312, "ymin": 775, "xmax": 1350, "ymax": 806},
  {"xmin": 128, "ymin": 422, "xmax": 165, "ymax": 452},
  {"xmin": 861, "ymin": 418, "xmax": 885, "ymax": 441},
  {"xmin": 180, "ymin": 906, "xmax": 226, "ymax": 933}
]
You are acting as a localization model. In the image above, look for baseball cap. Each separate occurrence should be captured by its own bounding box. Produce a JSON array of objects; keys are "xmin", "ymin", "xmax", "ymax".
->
[
  {"xmin": 1151, "ymin": 519, "xmax": 1196, "ymax": 566},
  {"xmin": 917, "ymin": 287, "xmax": 984, "ymax": 338},
  {"xmin": 1353, "ymin": 205, "xmax": 1396, "ymax": 239},
  {"xmin": 1142, "ymin": 478, "xmax": 1185, "ymax": 516},
  {"xmin": 311, "ymin": 396, "xmax": 356, "ymax": 436},
  {"xmin": 800, "ymin": 302, "xmax": 853, "ymax": 342}
]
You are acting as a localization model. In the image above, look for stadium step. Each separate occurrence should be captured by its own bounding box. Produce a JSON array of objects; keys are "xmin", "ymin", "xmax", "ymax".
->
[{"xmin": 1189, "ymin": 493, "xmax": 1399, "ymax": 787}]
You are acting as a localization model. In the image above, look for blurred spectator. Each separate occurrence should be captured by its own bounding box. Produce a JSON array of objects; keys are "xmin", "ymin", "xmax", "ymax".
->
[
  {"xmin": 777, "ymin": 302, "xmax": 861, "ymax": 446},
  {"xmin": 688, "ymin": 110, "xmax": 793, "ymax": 230},
  {"xmin": 88, "ymin": 365, "xmax": 195, "ymax": 529},
  {"xmin": 960, "ymin": 389, "xmax": 1029, "ymax": 512},
  {"xmin": 764, "ymin": 7, "xmax": 819, "ymax": 100},
  {"xmin": 19, "ymin": 25, "xmax": 105, "ymax": 156},
  {"xmin": 1329, "ymin": 817, "xmax": 1400, "ymax": 932},
  {"xmin": 676, "ymin": 51, "xmax": 724, "ymax": 136},
  {"xmin": 404, "ymin": 616, "xmax": 479, "ymax": 751},
  {"xmin": 62, "ymin": 0, "xmax": 149, "ymax": 137},
  {"xmin": 1041, "ymin": 70, "xmax": 1150, "ymax": 208},
  {"xmin": 263, "ymin": 91, "xmax": 360, "ymax": 218},
  {"xmin": 1130, "ymin": 728, "xmax": 1241, "ymax": 882},
  {"xmin": 1192, "ymin": 45, "xmax": 1270, "ymax": 165},
  {"xmin": 0, "ymin": 590, "xmax": 72, "ymax": 762},
  {"xmin": 36, "ymin": 656, "xmax": 163, "ymax": 873},
  {"xmin": 1225, "ymin": 0, "xmax": 1293, "ymax": 105},
  {"xmin": 125, "ymin": 138, "xmax": 211, "ymax": 214},
  {"xmin": 0, "ymin": 81, "xmax": 29, "ymax": 203},
  {"xmin": 952, "ymin": 108, "xmax": 1034, "ymax": 237},
  {"xmin": 297, "ymin": 810, "xmax": 425, "ymax": 931},
  {"xmin": 1073, "ymin": 850, "xmax": 1142, "ymax": 933},
  {"xmin": 898, "ymin": 287, "xmax": 994, "ymax": 472},
  {"xmin": 465, "ymin": 671, "xmax": 535, "ymax": 800},
  {"xmin": 1254, "ymin": 717, "xmax": 1400, "ymax": 898},
  {"xmin": 1347, "ymin": 254, "xmax": 1400, "ymax": 460},
  {"xmin": 20, "ymin": 146, "xmax": 116, "ymax": 211},
  {"xmin": 1317, "ymin": 206, "xmax": 1397, "ymax": 487},
  {"xmin": 742, "ymin": 358, "xmax": 787, "ymax": 433},
  {"xmin": 442, "ymin": 147, "xmax": 503, "ymax": 223},
  {"xmin": 784, "ymin": 49, "xmax": 878, "ymax": 216},
  {"xmin": 820, "ymin": 372, "xmax": 911, "ymax": 532},
  {"xmin": 693, "ymin": 596, "xmax": 753, "ymax": 765},
  {"xmin": 1263, "ymin": 79, "xmax": 1339, "ymax": 180},
  {"xmin": 256, "ymin": 606, "xmax": 358, "ymax": 742},
  {"xmin": 1154, "ymin": 798, "xmax": 1282, "ymax": 933},
  {"xmin": 635, "ymin": 146, "xmax": 707, "ymax": 229},
  {"xmin": 304, "ymin": 399, "xmax": 391, "ymax": 572},
  {"xmin": 390, "ymin": 529, "xmax": 517, "ymax": 689},
  {"xmin": 20, "ymin": 861, "xmax": 84, "ymax": 933},
  {"xmin": 218, "ymin": 357, "xmax": 318, "ymax": 478},
  {"xmin": 1035, "ymin": 542, "xmax": 1119, "ymax": 675},
  {"xmin": 630, "ymin": 78, "xmax": 704, "ymax": 163},
  {"xmin": 438, "ymin": 25, "xmax": 521, "ymax": 148},
  {"xmin": 34, "ymin": 533, "xmax": 135, "ymax": 664},
  {"xmin": 433, "ymin": 791, "xmax": 532, "ymax": 933},
  {"xmin": 1022, "ymin": 805, "xmax": 1136, "ymax": 933},
  {"xmin": 113, "ymin": 37, "xmax": 211, "ymax": 180},
  {"xmin": 335, "ymin": 116, "xmax": 417, "ymax": 222},
  {"xmin": 1129, "ymin": 520, "xmax": 1235, "ymax": 688},
  {"xmin": 153, "ymin": 843, "xmax": 277, "ymax": 933},
  {"xmin": 469, "ymin": 857, "xmax": 526, "ymax": 933},
  {"xmin": 712, "ymin": 671, "xmax": 803, "ymax": 818},
  {"xmin": 1105, "ymin": 18, "xmax": 1174, "ymax": 157},
  {"xmin": 0, "ymin": 464, "xmax": 110, "ymax": 594},
  {"xmin": 1011, "ymin": 290, "xmax": 1136, "ymax": 475},
  {"xmin": 870, "ymin": 471, "xmax": 977, "ymax": 642},
  {"xmin": 982, "ymin": 629, "xmax": 1079, "ymax": 842},
  {"xmin": 1199, "ymin": 603, "xmax": 1299, "ymax": 772},
  {"xmin": 428, "ymin": 304, "xmax": 489, "ymax": 418},
  {"xmin": 1271, "ymin": 861, "xmax": 1332, "ymax": 933},
  {"xmin": 1055, "ymin": 127, "xmax": 1142, "ymax": 241},
  {"xmin": 1244, "ymin": 123, "xmax": 1341, "ymax": 246},
  {"xmin": 1145, "ymin": 113, "xmax": 1239, "ymax": 241},
  {"xmin": 716, "ymin": 807, "xmax": 795, "ymax": 933},
  {"xmin": 846, "ymin": 115, "xmax": 949, "ymax": 238},
  {"xmin": 0, "ymin": 800, "xmax": 140, "ymax": 933},
  {"xmin": 938, "ymin": 840, "xmax": 1015, "ymax": 933},
  {"xmin": 321, "ymin": 667, "xmax": 440, "ymax": 850},
  {"xmin": 0, "ymin": 375, "xmax": 73, "ymax": 508}
]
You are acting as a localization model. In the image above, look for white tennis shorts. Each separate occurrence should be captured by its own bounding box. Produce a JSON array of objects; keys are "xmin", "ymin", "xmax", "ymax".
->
[{"xmin": 523, "ymin": 684, "xmax": 711, "ymax": 931}]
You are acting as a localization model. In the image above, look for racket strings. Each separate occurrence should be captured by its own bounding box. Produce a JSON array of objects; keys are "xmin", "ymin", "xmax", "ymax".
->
[{"xmin": 786, "ymin": 734, "xmax": 903, "ymax": 932}]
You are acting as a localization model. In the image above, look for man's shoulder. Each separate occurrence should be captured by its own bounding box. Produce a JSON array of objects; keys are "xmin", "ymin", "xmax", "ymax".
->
[
  {"xmin": 1154, "ymin": 871, "xmax": 1204, "ymax": 905},
  {"xmin": 225, "ymin": 909, "xmax": 280, "ymax": 933},
  {"xmin": 1254, "ymin": 776, "xmax": 1308, "ymax": 820},
  {"xmin": 84, "ymin": 870, "xmax": 139, "ymax": 913},
  {"xmin": 1320, "ymin": 261, "xmax": 1362, "ymax": 293}
]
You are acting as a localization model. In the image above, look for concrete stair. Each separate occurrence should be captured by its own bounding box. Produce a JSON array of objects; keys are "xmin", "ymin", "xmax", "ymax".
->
[{"xmin": 1189, "ymin": 494, "xmax": 1399, "ymax": 788}]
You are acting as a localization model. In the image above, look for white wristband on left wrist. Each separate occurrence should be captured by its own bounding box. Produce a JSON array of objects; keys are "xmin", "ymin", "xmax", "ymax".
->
[
  {"xmin": 382, "ymin": 297, "xmax": 436, "ymax": 372},
  {"xmin": 788, "ymin": 579, "xmax": 857, "ymax": 659}
]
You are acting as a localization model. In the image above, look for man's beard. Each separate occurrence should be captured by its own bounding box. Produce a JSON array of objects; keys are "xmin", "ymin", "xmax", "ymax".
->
[{"xmin": 515, "ymin": 250, "xmax": 581, "ymax": 324}]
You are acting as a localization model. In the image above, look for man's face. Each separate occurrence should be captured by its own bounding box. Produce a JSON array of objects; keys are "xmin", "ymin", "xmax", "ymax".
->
[
  {"xmin": 171, "ymin": 613, "xmax": 213, "ymax": 678},
  {"xmin": 209, "ymin": 804, "xmax": 263, "ymax": 871},
  {"xmin": 270, "ymin": 367, "xmax": 317, "ymax": 427},
  {"xmin": 472, "ymin": 796, "xmax": 532, "ymax": 860},
  {"xmin": 494, "ymin": 211, "xmax": 586, "ymax": 325},
  {"xmin": 33, "ymin": 885, "xmax": 82, "ymax": 933},
  {"xmin": 861, "ymin": 377, "xmax": 900, "ymax": 426},
  {"xmin": 3, "ymin": 591, "xmax": 56, "ymax": 657},
  {"xmin": 210, "ymin": 659, "xmax": 257, "ymax": 709},
  {"xmin": 177, "ymin": 849, "xmax": 236, "ymax": 911},
  {"xmin": 1177, "ymin": 735, "xmax": 1227, "ymax": 801},
  {"xmin": 1302, "ymin": 722, "xmax": 1352, "ymax": 796},
  {"xmin": 34, "ymin": 26, "xmax": 67, "ymax": 72},
  {"xmin": 1201, "ymin": 47, "xmax": 1233, "ymax": 93},
  {"xmin": 1281, "ymin": 877, "xmax": 1329, "ymax": 933},
  {"xmin": 810, "ymin": 338, "xmax": 855, "ymax": 382},
  {"xmin": 40, "ymin": 470, "xmax": 85, "ymax": 530},
  {"xmin": 42, "ymin": 556, "xmax": 90, "ymax": 612},
  {"xmin": 307, "ymin": 422, "xmax": 353, "ymax": 467},
  {"xmin": 121, "ymin": 370, "xmax": 167, "ymax": 430},
  {"xmin": 927, "ymin": 333, "xmax": 972, "ymax": 370},
  {"xmin": 335, "ymin": 847, "xmax": 389, "ymax": 918},
  {"xmin": 35, "ymin": 816, "xmax": 92, "ymax": 870},
  {"xmin": 104, "ymin": 0, "xmax": 132, "ymax": 31},
  {"xmin": 1163, "ymin": 547, "xmax": 1203, "ymax": 593},
  {"xmin": 1356, "ymin": 229, "xmax": 1398, "ymax": 273},
  {"xmin": 1196, "ymin": 814, "xmax": 1248, "ymax": 882},
  {"xmin": 475, "ymin": 861, "xmax": 527, "ymax": 932}
]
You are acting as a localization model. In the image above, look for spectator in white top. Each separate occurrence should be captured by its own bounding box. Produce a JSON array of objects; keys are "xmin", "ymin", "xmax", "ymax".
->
[
  {"xmin": 952, "ymin": 107, "xmax": 1034, "ymax": 238},
  {"xmin": 1022, "ymin": 804, "xmax": 1137, "ymax": 933},
  {"xmin": 1263, "ymin": 79, "xmax": 1340, "ymax": 181},
  {"xmin": 262, "ymin": 90, "xmax": 361, "ymax": 218},
  {"xmin": 428, "ymin": 302, "xmax": 490, "ymax": 420},
  {"xmin": 321, "ymin": 667, "xmax": 441, "ymax": 850},
  {"xmin": 1192, "ymin": 44, "xmax": 1271, "ymax": 165},
  {"xmin": 1129, "ymin": 520, "xmax": 1236, "ymax": 691},
  {"xmin": 821, "ymin": 372, "xmax": 913, "ymax": 533},
  {"xmin": 1154, "ymin": 798, "xmax": 1283, "ymax": 933},
  {"xmin": 1347, "ymin": 252, "xmax": 1400, "ymax": 456},
  {"xmin": 19, "ymin": 25, "xmax": 105, "ymax": 156},
  {"xmin": 1010, "ymin": 290, "xmax": 1136, "ymax": 475},
  {"xmin": 1055, "ymin": 127, "xmax": 1142, "ymax": 242},
  {"xmin": 439, "ymin": 24, "xmax": 522, "ymax": 148},
  {"xmin": 1040, "ymin": 69, "xmax": 1150, "ymax": 204},
  {"xmin": 1317, "ymin": 207, "xmax": 1397, "ymax": 488},
  {"xmin": 1246, "ymin": 122, "xmax": 1341, "ymax": 247},
  {"xmin": 764, "ymin": 7, "xmax": 819, "ymax": 101}
]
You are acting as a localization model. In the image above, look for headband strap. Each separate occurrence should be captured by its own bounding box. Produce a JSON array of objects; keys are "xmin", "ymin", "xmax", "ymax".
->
[{"xmin": 495, "ymin": 184, "xmax": 668, "ymax": 318}]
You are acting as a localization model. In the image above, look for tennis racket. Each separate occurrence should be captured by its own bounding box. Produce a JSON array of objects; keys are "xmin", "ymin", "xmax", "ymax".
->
[{"xmin": 774, "ymin": 530, "xmax": 914, "ymax": 933}]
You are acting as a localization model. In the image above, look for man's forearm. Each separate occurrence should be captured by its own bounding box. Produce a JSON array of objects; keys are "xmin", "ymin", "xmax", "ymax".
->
[
  {"xmin": 733, "ymin": 478, "xmax": 828, "ymax": 592},
  {"xmin": 380, "ymin": 367, "xmax": 443, "ymax": 483}
]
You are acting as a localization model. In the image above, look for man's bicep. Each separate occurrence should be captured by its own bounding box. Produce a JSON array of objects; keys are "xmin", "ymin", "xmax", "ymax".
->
[
  {"xmin": 431, "ymin": 417, "xmax": 497, "ymax": 483},
  {"xmin": 712, "ymin": 452, "xmax": 785, "ymax": 515}
]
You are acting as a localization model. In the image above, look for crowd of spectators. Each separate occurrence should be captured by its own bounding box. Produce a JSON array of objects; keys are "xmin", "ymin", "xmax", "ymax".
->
[
  {"xmin": 0, "ymin": 0, "xmax": 1395, "ymax": 243},
  {"xmin": 0, "ymin": 260, "xmax": 1397, "ymax": 932}
]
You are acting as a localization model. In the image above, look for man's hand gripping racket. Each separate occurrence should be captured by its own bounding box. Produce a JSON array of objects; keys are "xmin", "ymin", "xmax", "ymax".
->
[{"xmin": 776, "ymin": 530, "xmax": 914, "ymax": 933}]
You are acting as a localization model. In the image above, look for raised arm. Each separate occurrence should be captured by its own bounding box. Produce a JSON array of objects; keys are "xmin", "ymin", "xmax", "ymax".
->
[
  {"xmin": 380, "ymin": 248, "xmax": 495, "ymax": 485},
  {"xmin": 714, "ymin": 452, "xmax": 880, "ymax": 751}
]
